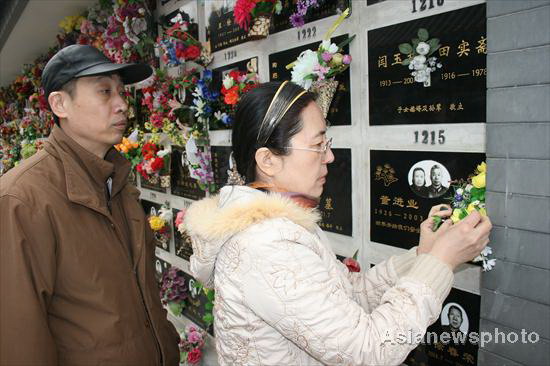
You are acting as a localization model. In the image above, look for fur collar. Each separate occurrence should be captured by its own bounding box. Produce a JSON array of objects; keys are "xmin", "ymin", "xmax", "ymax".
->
[{"xmin": 184, "ymin": 187, "xmax": 321, "ymax": 241}]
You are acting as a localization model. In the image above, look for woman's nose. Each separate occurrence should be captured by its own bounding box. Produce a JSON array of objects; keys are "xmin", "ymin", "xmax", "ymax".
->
[{"xmin": 323, "ymin": 147, "xmax": 335, "ymax": 164}]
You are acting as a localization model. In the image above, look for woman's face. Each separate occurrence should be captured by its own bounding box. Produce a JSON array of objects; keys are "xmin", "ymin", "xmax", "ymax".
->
[
  {"xmin": 449, "ymin": 308, "xmax": 463, "ymax": 330},
  {"xmin": 273, "ymin": 102, "xmax": 334, "ymax": 198},
  {"xmin": 413, "ymin": 170, "xmax": 425, "ymax": 187}
]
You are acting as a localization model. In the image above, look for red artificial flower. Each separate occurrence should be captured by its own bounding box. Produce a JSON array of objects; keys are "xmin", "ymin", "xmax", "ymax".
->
[
  {"xmin": 343, "ymin": 258, "xmax": 361, "ymax": 273},
  {"xmin": 187, "ymin": 348, "xmax": 202, "ymax": 364},
  {"xmin": 136, "ymin": 163, "xmax": 149, "ymax": 180},
  {"xmin": 224, "ymin": 90, "xmax": 240, "ymax": 105},
  {"xmin": 184, "ymin": 45, "xmax": 201, "ymax": 60},
  {"xmin": 241, "ymin": 83, "xmax": 258, "ymax": 95},
  {"xmin": 229, "ymin": 70, "xmax": 244, "ymax": 82},
  {"xmin": 142, "ymin": 142, "xmax": 159, "ymax": 160},
  {"xmin": 150, "ymin": 156, "xmax": 165, "ymax": 172},
  {"xmin": 234, "ymin": 0, "xmax": 257, "ymax": 31}
]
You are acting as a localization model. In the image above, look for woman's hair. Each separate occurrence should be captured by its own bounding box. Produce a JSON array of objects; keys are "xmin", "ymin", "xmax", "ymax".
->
[{"xmin": 232, "ymin": 81, "xmax": 316, "ymax": 183}]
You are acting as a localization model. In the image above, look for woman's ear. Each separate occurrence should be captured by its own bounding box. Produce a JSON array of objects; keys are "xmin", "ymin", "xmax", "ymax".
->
[
  {"xmin": 255, "ymin": 147, "xmax": 283, "ymax": 177},
  {"xmin": 48, "ymin": 91, "xmax": 69, "ymax": 120}
]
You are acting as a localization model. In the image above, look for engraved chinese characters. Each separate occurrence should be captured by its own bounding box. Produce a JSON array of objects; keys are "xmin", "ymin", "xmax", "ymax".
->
[
  {"xmin": 368, "ymin": 4, "xmax": 486, "ymax": 125},
  {"xmin": 319, "ymin": 148, "xmax": 352, "ymax": 236},
  {"xmin": 370, "ymin": 150, "xmax": 484, "ymax": 250}
]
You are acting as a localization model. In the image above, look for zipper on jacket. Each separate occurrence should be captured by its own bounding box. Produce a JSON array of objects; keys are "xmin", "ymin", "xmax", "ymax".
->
[{"xmin": 106, "ymin": 211, "xmax": 164, "ymax": 365}]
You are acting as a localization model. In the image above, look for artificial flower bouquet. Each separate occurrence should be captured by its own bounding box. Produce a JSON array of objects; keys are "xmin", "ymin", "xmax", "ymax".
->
[
  {"xmin": 136, "ymin": 140, "xmax": 171, "ymax": 187},
  {"xmin": 398, "ymin": 28, "xmax": 442, "ymax": 87},
  {"xmin": 433, "ymin": 162, "xmax": 495, "ymax": 271},
  {"xmin": 234, "ymin": 0, "xmax": 282, "ymax": 39},
  {"xmin": 221, "ymin": 70, "xmax": 259, "ymax": 112},
  {"xmin": 156, "ymin": 20, "xmax": 212, "ymax": 69},
  {"xmin": 179, "ymin": 324, "xmax": 207, "ymax": 366},
  {"xmin": 288, "ymin": 8, "xmax": 354, "ymax": 116},
  {"xmin": 160, "ymin": 266, "xmax": 188, "ymax": 316},
  {"xmin": 148, "ymin": 205, "xmax": 173, "ymax": 250}
]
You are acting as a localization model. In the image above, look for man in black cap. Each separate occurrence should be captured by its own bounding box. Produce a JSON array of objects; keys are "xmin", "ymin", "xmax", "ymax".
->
[{"xmin": 1, "ymin": 45, "xmax": 180, "ymax": 365}]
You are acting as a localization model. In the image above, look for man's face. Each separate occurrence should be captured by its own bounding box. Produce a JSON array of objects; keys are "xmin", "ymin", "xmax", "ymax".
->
[
  {"xmin": 449, "ymin": 308, "xmax": 463, "ymax": 330},
  {"xmin": 61, "ymin": 75, "xmax": 128, "ymax": 155},
  {"xmin": 431, "ymin": 167, "xmax": 442, "ymax": 186}
]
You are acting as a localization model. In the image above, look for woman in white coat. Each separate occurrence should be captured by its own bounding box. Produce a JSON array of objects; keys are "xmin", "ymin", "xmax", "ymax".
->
[{"xmin": 184, "ymin": 81, "xmax": 492, "ymax": 365}]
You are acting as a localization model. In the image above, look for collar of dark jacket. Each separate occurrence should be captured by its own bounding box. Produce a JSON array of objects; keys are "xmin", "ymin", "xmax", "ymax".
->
[{"xmin": 44, "ymin": 125, "xmax": 131, "ymax": 209}]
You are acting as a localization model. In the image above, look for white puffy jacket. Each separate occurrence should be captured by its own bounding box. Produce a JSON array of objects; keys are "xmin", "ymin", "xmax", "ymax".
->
[{"xmin": 185, "ymin": 186, "xmax": 454, "ymax": 366}]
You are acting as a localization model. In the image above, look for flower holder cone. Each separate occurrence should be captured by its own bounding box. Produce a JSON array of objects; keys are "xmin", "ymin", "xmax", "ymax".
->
[
  {"xmin": 248, "ymin": 15, "xmax": 271, "ymax": 40},
  {"xmin": 160, "ymin": 175, "xmax": 171, "ymax": 188},
  {"xmin": 311, "ymin": 79, "xmax": 339, "ymax": 118}
]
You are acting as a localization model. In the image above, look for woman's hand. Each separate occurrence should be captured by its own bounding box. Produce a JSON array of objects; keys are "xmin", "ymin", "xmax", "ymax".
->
[
  {"xmin": 417, "ymin": 204, "xmax": 453, "ymax": 255},
  {"xmin": 429, "ymin": 211, "xmax": 493, "ymax": 270}
]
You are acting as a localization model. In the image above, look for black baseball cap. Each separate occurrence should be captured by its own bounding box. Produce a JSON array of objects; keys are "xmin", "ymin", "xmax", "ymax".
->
[{"xmin": 42, "ymin": 44, "xmax": 153, "ymax": 99}]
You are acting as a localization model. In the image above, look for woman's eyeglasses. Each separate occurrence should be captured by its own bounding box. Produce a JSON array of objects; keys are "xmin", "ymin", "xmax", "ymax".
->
[{"xmin": 284, "ymin": 137, "xmax": 333, "ymax": 154}]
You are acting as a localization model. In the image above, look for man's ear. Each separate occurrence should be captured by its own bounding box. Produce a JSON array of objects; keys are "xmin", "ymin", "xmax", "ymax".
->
[
  {"xmin": 48, "ymin": 91, "xmax": 69, "ymax": 120},
  {"xmin": 255, "ymin": 147, "xmax": 283, "ymax": 177}
]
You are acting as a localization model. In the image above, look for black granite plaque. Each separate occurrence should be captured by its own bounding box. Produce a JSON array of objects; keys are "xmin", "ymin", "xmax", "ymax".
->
[
  {"xmin": 206, "ymin": 3, "xmax": 248, "ymax": 52},
  {"xmin": 140, "ymin": 175, "xmax": 166, "ymax": 193},
  {"xmin": 269, "ymin": 34, "xmax": 351, "ymax": 126},
  {"xmin": 160, "ymin": 6, "xmax": 199, "ymax": 40},
  {"xmin": 181, "ymin": 271, "xmax": 214, "ymax": 335},
  {"xmin": 406, "ymin": 288, "xmax": 480, "ymax": 366},
  {"xmin": 210, "ymin": 145, "xmax": 232, "ymax": 194},
  {"xmin": 141, "ymin": 199, "xmax": 171, "ymax": 251},
  {"xmin": 270, "ymin": 0, "xmax": 350, "ymax": 34},
  {"xmin": 368, "ymin": 4, "xmax": 486, "ymax": 125},
  {"xmin": 370, "ymin": 150, "xmax": 485, "ymax": 250},
  {"xmin": 170, "ymin": 146, "xmax": 206, "ymax": 200},
  {"xmin": 173, "ymin": 208, "xmax": 194, "ymax": 261},
  {"xmin": 319, "ymin": 148, "xmax": 352, "ymax": 236},
  {"xmin": 366, "ymin": 0, "xmax": 386, "ymax": 5}
]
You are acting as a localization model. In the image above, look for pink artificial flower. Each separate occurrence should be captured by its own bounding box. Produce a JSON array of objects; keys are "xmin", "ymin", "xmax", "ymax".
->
[
  {"xmin": 343, "ymin": 54, "xmax": 352, "ymax": 65},
  {"xmin": 175, "ymin": 209, "xmax": 186, "ymax": 228},
  {"xmin": 313, "ymin": 64, "xmax": 330, "ymax": 80},
  {"xmin": 187, "ymin": 330, "xmax": 202, "ymax": 344},
  {"xmin": 321, "ymin": 51, "xmax": 332, "ymax": 62}
]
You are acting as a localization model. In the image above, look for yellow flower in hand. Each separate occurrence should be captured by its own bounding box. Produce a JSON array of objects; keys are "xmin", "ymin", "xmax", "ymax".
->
[
  {"xmin": 478, "ymin": 207, "xmax": 487, "ymax": 216},
  {"xmin": 451, "ymin": 209, "xmax": 462, "ymax": 223},
  {"xmin": 149, "ymin": 216, "xmax": 165, "ymax": 231},
  {"xmin": 466, "ymin": 203, "xmax": 476, "ymax": 214},
  {"xmin": 472, "ymin": 172, "xmax": 486, "ymax": 188}
]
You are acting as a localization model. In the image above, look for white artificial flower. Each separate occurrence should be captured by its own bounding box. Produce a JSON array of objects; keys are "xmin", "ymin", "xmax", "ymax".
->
[
  {"xmin": 481, "ymin": 246, "xmax": 493, "ymax": 256},
  {"xmin": 483, "ymin": 259, "xmax": 496, "ymax": 271},
  {"xmin": 416, "ymin": 41, "xmax": 430, "ymax": 56},
  {"xmin": 222, "ymin": 74, "xmax": 234, "ymax": 90},
  {"xmin": 214, "ymin": 111, "xmax": 223, "ymax": 120},
  {"xmin": 291, "ymin": 49, "xmax": 320, "ymax": 90},
  {"xmin": 320, "ymin": 40, "xmax": 338, "ymax": 54},
  {"xmin": 138, "ymin": 8, "xmax": 145, "ymax": 15},
  {"xmin": 192, "ymin": 98, "xmax": 205, "ymax": 117},
  {"xmin": 465, "ymin": 184, "xmax": 473, "ymax": 192},
  {"xmin": 123, "ymin": 42, "xmax": 131, "ymax": 49},
  {"xmin": 171, "ymin": 13, "xmax": 183, "ymax": 24},
  {"xmin": 158, "ymin": 206, "xmax": 172, "ymax": 222},
  {"xmin": 456, "ymin": 188, "xmax": 464, "ymax": 195},
  {"xmin": 157, "ymin": 149, "xmax": 170, "ymax": 158},
  {"xmin": 132, "ymin": 17, "xmax": 147, "ymax": 35},
  {"xmin": 127, "ymin": 130, "xmax": 139, "ymax": 143}
]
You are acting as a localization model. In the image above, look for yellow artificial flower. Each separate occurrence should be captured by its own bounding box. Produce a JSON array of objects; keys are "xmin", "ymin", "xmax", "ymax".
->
[
  {"xmin": 472, "ymin": 172, "xmax": 486, "ymax": 188},
  {"xmin": 477, "ymin": 161, "xmax": 487, "ymax": 173},
  {"xmin": 466, "ymin": 203, "xmax": 477, "ymax": 214},
  {"xmin": 478, "ymin": 207, "xmax": 487, "ymax": 216},
  {"xmin": 148, "ymin": 216, "xmax": 165, "ymax": 231},
  {"xmin": 451, "ymin": 209, "xmax": 462, "ymax": 223}
]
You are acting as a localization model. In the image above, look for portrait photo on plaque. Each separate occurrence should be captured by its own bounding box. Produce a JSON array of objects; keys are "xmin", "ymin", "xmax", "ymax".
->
[
  {"xmin": 170, "ymin": 146, "xmax": 206, "ymax": 200},
  {"xmin": 205, "ymin": 0, "xmax": 248, "ymax": 52},
  {"xmin": 406, "ymin": 288, "xmax": 480, "ymax": 366},
  {"xmin": 172, "ymin": 208, "xmax": 194, "ymax": 261},
  {"xmin": 270, "ymin": 0, "xmax": 350, "ymax": 34},
  {"xmin": 269, "ymin": 34, "xmax": 351, "ymax": 126},
  {"xmin": 370, "ymin": 150, "xmax": 485, "ymax": 250},
  {"xmin": 368, "ymin": 3, "xmax": 486, "ymax": 125},
  {"xmin": 210, "ymin": 145, "xmax": 232, "ymax": 194},
  {"xmin": 319, "ymin": 148, "xmax": 352, "ymax": 236},
  {"xmin": 154, "ymin": 256, "xmax": 170, "ymax": 287}
]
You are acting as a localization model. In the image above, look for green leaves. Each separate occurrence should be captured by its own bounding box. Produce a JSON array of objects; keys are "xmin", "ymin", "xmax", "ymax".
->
[
  {"xmin": 418, "ymin": 28, "xmax": 429, "ymax": 41},
  {"xmin": 169, "ymin": 301, "xmax": 183, "ymax": 317},
  {"xmin": 427, "ymin": 38, "xmax": 441, "ymax": 56},
  {"xmin": 402, "ymin": 58, "xmax": 411, "ymax": 66},
  {"xmin": 399, "ymin": 43, "xmax": 413, "ymax": 55}
]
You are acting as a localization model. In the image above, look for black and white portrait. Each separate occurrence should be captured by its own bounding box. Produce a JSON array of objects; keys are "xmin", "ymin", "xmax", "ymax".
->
[
  {"xmin": 408, "ymin": 160, "xmax": 451, "ymax": 199},
  {"xmin": 440, "ymin": 302, "xmax": 469, "ymax": 336}
]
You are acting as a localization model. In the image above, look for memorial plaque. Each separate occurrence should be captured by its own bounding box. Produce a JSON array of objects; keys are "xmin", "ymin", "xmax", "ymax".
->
[
  {"xmin": 370, "ymin": 150, "xmax": 484, "ymax": 250},
  {"xmin": 212, "ymin": 56, "xmax": 259, "ymax": 93},
  {"xmin": 170, "ymin": 146, "xmax": 206, "ymax": 200},
  {"xmin": 141, "ymin": 199, "xmax": 170, "ymax": 251},
  {"xmin": 210, "ymin": 145, "xmax": 232, "ymax": 194},
  {"xmin": 366, "ymin": 0, "xmax": 386, "ymax": 5},
  {"xmin": 319, "ymin": 148, "xmax": 352, "ymax": 236},
  {"xmin": 154, "ymin": 256, "xmax": 170, "ymax": 287},
  {"xmin": 269, "ymin": 34, "xmax": 351, "ymax": 126},
  {"xmin": 368, "ymin": 4, "xmax": 486, "ymax": 125},
  {"xmin": 206, "ymin": 1, "xmax": 248, "ymax": 52},
  {"xmin": 160, "ymin": 3, "xmax": 199, "ymax": 40},
  {"xmin": 271, "ymin": 0, "xmax": 350, "ymax": 34},
  {"xmin": 181, "ymin": 271, "xmax": 214, "ymax": 334},
  {"xmin": 406, "ymin": 288, "xmax": 481, "ymax": 366},
  {"xmin": 173, "ymin": 208, "xmax": 194, "ymax": 261}
]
